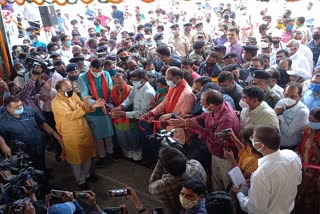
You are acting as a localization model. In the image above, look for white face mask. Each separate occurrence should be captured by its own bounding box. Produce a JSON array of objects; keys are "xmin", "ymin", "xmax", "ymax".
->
[
  {"xmin": 284, "ymin": 97, "xmax": 297, "ymax": 106},
  {"xmin": 131, "ymin": 52, "xmax": 140, "ymax": 58},
  {"xmin": 132, "ymin": 80, "xmax": 143, "ymax": 88},
  {"xmin": 84, "ymin": 54, "xmax": 91, "ymax": 60},
  {"xmin": 239, "ymin": 99, "xmax": 249, "ymax": 109},
  {"xmin": 137, "ymin": 40, "xmax": 145, "ymax": 46},
  {"xmin": 166, "ymin": 80, "xmax": 176, "ymax": 87},
  {"xmin": 17, "ymin": 69, "xmax": 25, "ymax": 75},
  {"xmin": 147, "ymin": 70, "xmax": 156, "ymax": 76},
  {"xmin": 91, "ymin": 71, "xmax": 102, "ymax": 78},
  {"xmin": 202, "ymin": 105, "xmax": 211, "ymax": 113}
]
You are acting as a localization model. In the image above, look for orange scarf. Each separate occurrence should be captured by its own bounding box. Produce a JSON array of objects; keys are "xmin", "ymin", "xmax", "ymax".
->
[
  {"xmin": 164, "ymin": 79, "xmax": 187, "ymax": 113},
  {"xmin": 87, "ymin": 70, "xmax": 108, "ymax": 102},
  {"xmin": 111, "ymin": 84, "xmax": 131, "ymax": 124}
]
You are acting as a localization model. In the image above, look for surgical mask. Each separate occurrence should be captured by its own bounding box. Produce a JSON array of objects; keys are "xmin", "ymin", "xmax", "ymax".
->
[
  {"xmin": 309, "ymin": 121, "xmax": 320, "ymax": 130},
  {"xmin": 202, "ymin": 105, "xmax": 211, "ymax": 113},
  {"xmin": 179, "ymin": 195, "xmax": 198, "ymax": 209},
  {"xmin": 156, "ymin": 40, "xmax": 164, "ymax": 45},
  {"xmin": 249, "ymin": 67, "xmax": 257, "ymax": 73},
  {"xmin": 312, "ymin": 34, "xmax": 320, "ymax": 41},
  {"xmin": 119, "ymin": 56, "xmax": 129, "ymax": 61},
  {"xmin": 64, "ymin": 90, "xmax": 73, "ymax": 97},
  {"xmin": 32, "ymin": 39, "xmax": 37, "ymax": 43},
  {"xmin": 239, "ymin": 99, "xmax": 249, "ymax": 109},
  {"xmin": 89, "ymin": 33, "xmax": 96, "ymax": 38},
  {"xmin": 272, "ymin": 40, "xmax": 280, "ymax": 45},
  {"xmin": 147, "ymin": 70, "xmax": 155, "ymax": 76},
  {"xmin": 66, "ymin": 40, "xmax": 72, "ymax": 46},
  {"xmin": 13, "ymin": 106, "xmax": 24, "ymax": 115},
  {"xmin": 72, "ymin": 33, "xmax": 78, "ymax": 37},
  {"xmin": 221, "ymin": 85, "xmax": 233, "ymax": 93},
  {"xmin": 40, "ymin": 54, "xmax": 46, "ymax": 59},
  {"xmin": 69, "ymin": 75, "xmax": 79, "ymax": 81},
  {"xmin": 132, "ymin": 80, "xmax": 142, "ymax": 88},
  {"xmin": 73, "ymin": 25, "xmax": 78, "ymax": 30},
  {"xmin": 166, "ymin": 80, "xmax": 176, "ymax": 87},
  {"xmin": 115, "ymin": 23, "xmax": 121, "ymax": 28},
  {"xmin": 84, "ymin": 54, "xmax": 91, "ymax": 60},
  {"xmin": 287, "ymin": 26, "xmax": 293, "ymax": 31},
  {"xmin": 51, "ymin": 50, "xmax": 61, "ymax": 55},
  {"xmin": 137, "ymin": 40, "xmax": 145, "ymax": 46},
  {"xmin": 206, "ymin": 62, "xmax": 216, "ymax": 67},
  {"xmin": 106, "ymin": 69, "xmax": 117, "ymax": 76},
  {"xmin": 131, "ymin": 52, "xmax": 140, "ymax": 58},
  {"xmin": 172, "ymin": 30, "xmax": 178, "ymax": 35},
  {"xmin": 310, "ymin": 83, "xmax": 320, "ymax": 93},
  {"xmin": 157, "ymin": 88, "xmax": 168, "ymax": 94},
  {"xmin": 284, "ymin": 97, "xmax": 296, "ymax": 106},
  {"xmin": 250, "ymin": 136, "xmax": 263, "ymax": 152},
  {"xmin": 223, "ymin": 15, "xmax": 229, "ymax": 19},
  {"xmin": 146, "ymin": 41, "xmax": 153, "ymax": 46},
  {"xmin": 91, "ymin": 71, "xmax": 102, "ymax": 78},
  {"xmin": 58, "ymin": 70, "xmax": 67, "ymax": 78},
  {"xmin": 17, "ymin": 69, "xmax": 25, "ymax": 75}
]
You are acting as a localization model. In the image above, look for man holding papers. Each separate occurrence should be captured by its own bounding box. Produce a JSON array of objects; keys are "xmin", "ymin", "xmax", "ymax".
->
[{"xmin": 233, "ymin": 125, "xmax": 302, "ymax": 214}]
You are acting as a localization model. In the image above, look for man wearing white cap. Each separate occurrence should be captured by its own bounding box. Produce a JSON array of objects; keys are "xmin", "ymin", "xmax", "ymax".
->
[
  {"xmin": 287, "ymin": 40, "xmax": 312, "ymax": 79},
  {"xmin": 287, "ymin": 67, "xmax": 310, "ymax": 94},
  {"xmin": 271, "ymin": 29, "xmax": 286, "ymax": 54}
]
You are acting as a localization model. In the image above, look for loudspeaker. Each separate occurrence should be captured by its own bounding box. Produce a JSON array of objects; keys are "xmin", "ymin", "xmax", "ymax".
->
[{"xmin": 38, "ymin": 5, "xmax": 58, "ymax": 27}]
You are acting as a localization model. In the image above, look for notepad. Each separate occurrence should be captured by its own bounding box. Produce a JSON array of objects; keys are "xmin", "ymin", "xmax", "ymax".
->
[{"xmin": 228, "ymin": 166, "xmax": 249, "ymax": 195}]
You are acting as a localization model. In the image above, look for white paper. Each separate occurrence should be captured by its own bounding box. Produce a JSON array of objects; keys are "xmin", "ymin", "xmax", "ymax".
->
[{"xmin": 228, "ymin": 166, "xmax": 249, "ymax": 195}]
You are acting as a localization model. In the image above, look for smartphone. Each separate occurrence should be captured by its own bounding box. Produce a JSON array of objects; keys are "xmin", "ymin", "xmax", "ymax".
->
[
  {"xmin": 108, "ymin": 189, "xmax": 129, "ymax": 197},
  {"xmin": 103, "ymin": 207, "xmax": 123, "ymax": 214},
  {"xmin": 151, "ymin": 207, "xmax": 164, "ymax": 214},
  {"xmin": 73, "ymin": 191, "xmax": 90, "ymax": 199},
  {"xmin": 51, "ymin": 190, "xmax": 66, "ymax": 197},
  {"xmin": 215, "ymin": 128, "xmax": 232, "ymax": 139}
]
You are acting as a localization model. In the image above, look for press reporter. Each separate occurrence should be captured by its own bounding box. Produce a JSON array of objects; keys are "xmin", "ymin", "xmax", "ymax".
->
[{"xmin": 0, "ymin": 96, "xmax": 62, "ymax": 170}]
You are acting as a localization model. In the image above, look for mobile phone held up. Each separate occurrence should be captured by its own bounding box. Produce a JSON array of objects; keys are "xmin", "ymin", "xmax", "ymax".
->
[{"xmin": 108, "ymin": 188, "xmax": 130, "ymax": 198}]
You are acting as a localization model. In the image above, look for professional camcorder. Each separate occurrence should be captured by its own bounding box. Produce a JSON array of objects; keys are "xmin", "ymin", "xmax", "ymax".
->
[{"xmin": 25, "ymin": 57, "xmax": 54, "ymax": 74}]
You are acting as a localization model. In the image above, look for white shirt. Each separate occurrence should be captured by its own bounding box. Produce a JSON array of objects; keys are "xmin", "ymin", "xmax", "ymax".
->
[
  {"xmin": 290, "ymin": 52, "xmax": 312, "ymax": 79},
  {"xmin": 275, "ymin": 100, "xmax": 309, "ymax": 147},
  {"xmin": 237, "ymin": 150, "xmax": 302, "ymax": 214},
  {"xmin": 121, "ymin": 82, "xmax": 155, "ymax": 119},
  {"xmin": 51, "ymin": 71, "xmax": 64, "ymax": 90},
  {"xmin": 297, "ymin": 44, "xmax": 314, "ymax": 71},
  {"xmin": 240, "ymin": 101, "xmax": 279, "ymax": 129},
  {"xmin": 271, "ymin": 84, "xmax": 284, "ymax": 98}
]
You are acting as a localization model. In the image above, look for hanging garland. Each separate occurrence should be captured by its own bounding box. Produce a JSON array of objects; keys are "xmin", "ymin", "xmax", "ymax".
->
[
  {"xmin": 108, "ymin": 0, "xmax": 123, "ymax": 4},
  {"xmin": 53, "ymin": 0, "xmax": 68, "ymax": 6}
]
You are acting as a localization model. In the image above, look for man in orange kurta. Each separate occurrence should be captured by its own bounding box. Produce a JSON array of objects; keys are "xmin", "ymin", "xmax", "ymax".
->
[{"xmin": 51, "ymin": 79, "xmax": 105, "ymax": 189}]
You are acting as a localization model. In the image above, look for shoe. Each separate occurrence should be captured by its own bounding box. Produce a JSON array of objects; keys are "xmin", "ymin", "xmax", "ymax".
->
[
  {"xmin": 132, "ymin": 150, "xmax": 142, "ymax": 161},
  {"xmin": 78, "ymin": 182, "xmax": 91, "ymax": 190},
  {"xmin": 106, "ymin": 153, "xmax": 121, "ymax": 161},
  {"xmin": 86, "ymin": 173, "xmax": 99, "ymax": 183},
  {"xmin": 96, "ymin": 158, "xmax": 105, "ymax": 167}
]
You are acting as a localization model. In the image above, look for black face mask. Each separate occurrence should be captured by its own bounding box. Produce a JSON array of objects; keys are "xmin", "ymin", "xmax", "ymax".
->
[
  {"xmin": 69, "ymin": 75, "xmax": 79, "ymax": 81},
  {"xmin": 276, "ymin": 60, "xmax": 280, "ymax": 65},
  {"xmin": 272, "ymin": 40, "xmax": 280, "ymax": 45},
  {"xmin": 206, "ymin": 62, "xmax": 216, "ymax": 67},
  {"xmin": 72, "ymin": 34, "xmax": 78, "ymax": 37},
  {"xmin": 278, "ymin": 68, "xmax": 287, "ymax": 74},
  {"xmin": 120, "ymin": 56, "xmax": 129, "ymax": 61},
  {"xmin": 64, "ymin": 90, "xmax": 73, "ymax": 97},
  {"xmin": 58, "ymin": 70, "xmax": 67, "ymax": 78},
  {"xmin": 89, "ymin": 33, "xmax": 96, "ymax": 38},
  {"xmin": 313, "ymin": 34, "xmax": 320, "ymax": 41}
]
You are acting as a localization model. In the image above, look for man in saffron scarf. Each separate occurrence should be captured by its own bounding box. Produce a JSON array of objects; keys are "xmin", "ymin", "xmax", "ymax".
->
[
  {"xmin": 79, "ymin": 59, "xmax": 114, "ymax": 166},
  {"xmin": 110, "ymin": 73, "xmax": 135, "ymax": 158},
  {"xmin": 141, "ymin": 66, "xmax": 196, "ymax": 144}
]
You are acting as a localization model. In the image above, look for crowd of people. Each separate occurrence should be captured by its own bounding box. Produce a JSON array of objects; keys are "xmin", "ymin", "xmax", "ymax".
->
[{"xmin": 0, "ymin": 0, "xmax": 320, "ymax": 213}]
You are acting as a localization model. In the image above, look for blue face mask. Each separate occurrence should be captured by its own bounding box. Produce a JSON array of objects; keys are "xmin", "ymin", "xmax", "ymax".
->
[
  {"xmin": 202, "ymin": 105, "xmax": 211, "ymax": 113},
  {"xmin": 66, "ymin": 40, "xmax": 72, "ymax": 47},
  {"xmin": 287, "ymin": 26, "xmax": 294, "ymax": 31},
  {"xmin": 309, "ymin": 121, "xmax": 320, "ymax": 130},
  {"xmin": 310, "ymin": 83, "xmax": 320, "ymax": 93},
  {"xmin": 249, "ymin": 67, "xmax": 257, "ymax": 73},
  {"xmin": 105, "ymin": 69, "xmax": 116, "ymax": 76},
  {"xmin": 14, "ymin": 106, "xmax": 24, "ymax": 115}
]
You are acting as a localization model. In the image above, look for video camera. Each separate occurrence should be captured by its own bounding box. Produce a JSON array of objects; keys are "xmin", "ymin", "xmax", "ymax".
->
[
  {"xmin": 148, "ymin": 129, "xmax": 186, "ymax": 155},
  {"xmin": 25, "ymin": 57, "xmax": 54, "ymax": 74},
  {"xmin": 5, "ymin": 197, "xmax": 32, "ymax": 214},
  {"xmin": 1, "ymin": 167, "xmax": 44, "ymax": 200}
]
